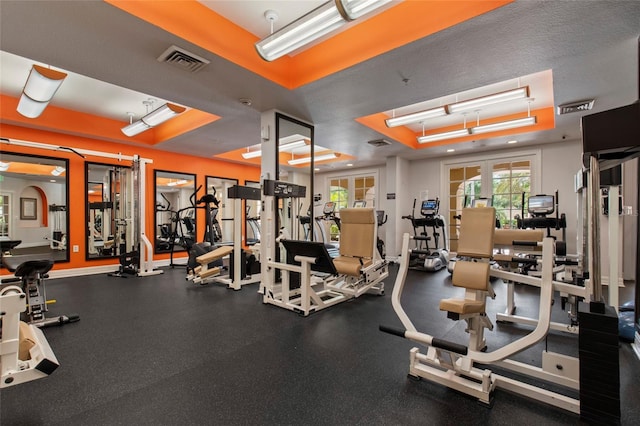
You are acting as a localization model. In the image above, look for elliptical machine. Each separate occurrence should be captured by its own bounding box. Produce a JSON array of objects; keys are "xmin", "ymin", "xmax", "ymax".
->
[{"xmin": 402, "ymin": 199, "xmax": 449, "ymax": 271}]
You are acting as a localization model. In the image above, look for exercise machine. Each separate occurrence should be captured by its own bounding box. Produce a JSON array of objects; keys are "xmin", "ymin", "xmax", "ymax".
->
[
  {"xmin": 261, "ymin": 181, "xmax": 387, "ymax": 316},
  {"xmin": 315, "ymin": 201, "xmax": 341, "ymax": 257},
  {"xmin": 381, "ymin": 207, "xmax": 584, "ymax": 415},
  {"xmin": 402, "ymin": 199, "xmax": 449, "ymax": 271},
  {"xmin": 376, "ymin": 210, "xmax": 387, "ymax": 259},
  {"xmin": 1, "ymin": 252, "xmax": 79, "ymax": 327},
  {"xmin": 1, "ymin": 285, "xmax": 59, "ymax": 388},
  {"xmin": 188, "ymin": 185, "xmax": 261, "ymax": 290}
]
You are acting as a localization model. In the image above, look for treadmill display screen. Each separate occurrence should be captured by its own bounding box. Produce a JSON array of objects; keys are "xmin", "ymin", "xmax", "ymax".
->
[
  {"xmin": 421, "ymin": 200, "xmax": 438, "ymax": 215},
  {"xmin": 528, "ymin": 195, "xmax": 554, "ymax": 215}
]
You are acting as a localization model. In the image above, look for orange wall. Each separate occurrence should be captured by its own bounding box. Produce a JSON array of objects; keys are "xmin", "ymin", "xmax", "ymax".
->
[{"xmin": 0, "ymin": 124, "xmax": 260, "ymax": 273}]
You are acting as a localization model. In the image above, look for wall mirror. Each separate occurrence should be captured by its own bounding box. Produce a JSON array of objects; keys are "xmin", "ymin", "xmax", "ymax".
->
[
  {"xmin": 0, "ymin": 151, "xmax": 69, "ymax": 262},
  {"xmin": 205, "ymin": 176, "xmax": 238, "ymax": 244},
  {"xmin": 154, "ymin": 170, "xmax": 196, "ymax": 254},
  {"xmin": 244, "ymin": 180, "xmax": 261, "ymax": 245},
  {"xmin": 276, "ymin": 113, "xmax": 314, "ymax": 241},
  {"xmin": 85, "ymin": 162, "xmax": 135, "ymax": 259}
]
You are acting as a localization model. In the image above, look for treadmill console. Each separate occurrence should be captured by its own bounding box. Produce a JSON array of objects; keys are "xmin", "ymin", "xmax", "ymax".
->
[
  {"xmin": 323, "ymin": 202, "xmax": 336, "ymax": 215},
  {"xmin": 528, "ymin": 195, "xmax": 555, "ymax": 216},
  {"xmin": 420, "ymin": 199, "xmax": 439, "ymax": 217}
]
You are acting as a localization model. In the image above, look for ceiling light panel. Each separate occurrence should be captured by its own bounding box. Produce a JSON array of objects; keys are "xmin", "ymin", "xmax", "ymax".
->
[
  {"xmin": 447, "ymin": 86, "xmax": 530, "ymax": 114},
  {"xmin": 417, "ymin": 128, "xmax": 470, "ymax": 143},
  {"xmin": 470, "ymin": 116, "xmax": 537, "ymax": 134},
  {"xmin": 385, "ymin": 106, "xmax": 447, "ymax": 127}
]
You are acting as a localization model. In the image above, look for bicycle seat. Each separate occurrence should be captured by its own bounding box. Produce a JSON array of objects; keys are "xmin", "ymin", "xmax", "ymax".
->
[{"xmin": 2, "ymin": 255, "xmax": 54, "ymax": 277}]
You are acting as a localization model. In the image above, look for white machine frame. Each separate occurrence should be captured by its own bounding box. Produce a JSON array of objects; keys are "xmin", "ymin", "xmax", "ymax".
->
[
  {"xmin": 384, "ymin": 232, "xmax": 581, "ymax": 414},
  {"xmin": 189, "ymin": 194, "xmax": 261, "ymax": 290},
  {"xmin": 262, "ymin": 205, "xmax": 387, "ymax": 316},
  {"xmin": 1, "ymin": 285, "xmax": 59, "ymax": 388}
]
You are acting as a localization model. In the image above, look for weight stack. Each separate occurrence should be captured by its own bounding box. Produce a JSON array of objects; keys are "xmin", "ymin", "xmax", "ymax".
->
[{"xmin": 578, "ymin": 301, "xmax": 620, "ymax": 424}]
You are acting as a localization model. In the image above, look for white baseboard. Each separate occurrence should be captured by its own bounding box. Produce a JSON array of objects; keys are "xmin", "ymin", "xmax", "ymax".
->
[{"xmin": 601, "ymin": 276, "xmax": 625, "ymax": 287}]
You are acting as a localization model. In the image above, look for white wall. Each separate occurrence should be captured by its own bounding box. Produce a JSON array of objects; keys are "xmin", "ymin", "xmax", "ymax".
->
[{"xmin": 1, "ymin": 175, "xmax": 66, "ymax": 247}]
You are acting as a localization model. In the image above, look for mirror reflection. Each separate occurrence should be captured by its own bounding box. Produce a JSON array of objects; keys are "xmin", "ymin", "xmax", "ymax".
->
[
  {"xmin": 154, "ymin": 170, "xmax": 196, "ymax": 255},
  {"xmin": 276, "ymin": 113, "xmax": 313, "ymax": 241},
  {"xmin": 0, "ymin": 152, "xmax": 69, "ymax": 262},
  {"xmin": 205, "ymin": 176, "xmax": 237, "ymax": 245},
  {"xmin": 244, "ymin": 180, "xmax": 261, "ymax": 245},
  {"xmin": 85, "ymin": 162, "xmax": 134, "ymax": 259}
]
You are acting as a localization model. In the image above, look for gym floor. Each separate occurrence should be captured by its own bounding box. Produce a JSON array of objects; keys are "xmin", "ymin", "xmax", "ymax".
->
[{"xmin": 2, "ymin": 264, "xmax": 639, "ymax": 425}]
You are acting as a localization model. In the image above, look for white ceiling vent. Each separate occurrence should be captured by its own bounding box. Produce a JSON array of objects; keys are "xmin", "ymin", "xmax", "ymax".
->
[
  {"xmin": 157, "ymin": 45, "xmax": 210, "ymax": 73},
  {"xmin": 367, "ymin": 138, "xmax": 392, "ymax": 147},
  {"xmin": 557, "ymin": 99, "xmax": 595, "ymax": 115}
]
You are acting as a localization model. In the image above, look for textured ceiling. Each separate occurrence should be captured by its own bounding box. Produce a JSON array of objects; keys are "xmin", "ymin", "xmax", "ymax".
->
[{"xmin": 0, "ymin": 1, "xmax": 638, "ymax": 172}]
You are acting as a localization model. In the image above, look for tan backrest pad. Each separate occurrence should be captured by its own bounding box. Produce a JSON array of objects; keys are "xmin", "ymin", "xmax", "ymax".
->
[
  {"xmin": 494, "ymin": 229, "xmax": 543, "ymax": 246},
  {"xmin": 457, "ymin": 207, "xmax": 495, "ymax": 258},
  {"xmin": 452, "ymin": 261, "xmax": 490, "ymax": 290},
  {"xmin": 339, "ymin": 208, "xmax": 375, "ymax": 258}
]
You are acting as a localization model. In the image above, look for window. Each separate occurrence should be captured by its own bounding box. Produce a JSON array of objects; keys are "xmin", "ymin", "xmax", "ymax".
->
[
  {"xmin": 492, "ymin": 160, "xmax": 531, "ymax": 228},
  {"xmin": 329, "ymin": 178, "xmax": 349, "ymax": 210},
  {"xmin": 0, "ymin": 194, "xmax": 9, "ymax": 237},
  {"xmin": 443, "ymin": 151, "xmax": 539, "ymax": 251},
  {"xmin": 326, "ymin": 171, "xmax": 378, "ymax": 241},
  {"xmin": 447, "ymin": 165, "xmax": 482, "ymax": 251}
]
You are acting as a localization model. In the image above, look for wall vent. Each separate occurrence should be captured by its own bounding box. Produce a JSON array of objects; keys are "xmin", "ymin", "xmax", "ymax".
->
[
  {"xmin": 157, "ymin": 45, "xmax": 210, "ymax": 73},
  {"xmin": 367, "ymin": 139, "xmax": 392, "ymax": 147},
  {"xmin": 557, "ymin": 99, "xmax": 595, "ymax": 115}
]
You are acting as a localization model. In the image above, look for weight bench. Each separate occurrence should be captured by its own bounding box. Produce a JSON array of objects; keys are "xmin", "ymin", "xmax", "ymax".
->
[
  {"xmin": 190, "ymin": 245, "xmax": 234, "ymax": 282},
  {"xmin": 439, "ymin": 207, "xmax": 496, "ymax": 352}
]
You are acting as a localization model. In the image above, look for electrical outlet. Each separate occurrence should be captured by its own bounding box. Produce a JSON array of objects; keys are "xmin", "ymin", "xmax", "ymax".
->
[{"xmin": 73, "ymin": 245, "xmax": 79, "ymax": 253}]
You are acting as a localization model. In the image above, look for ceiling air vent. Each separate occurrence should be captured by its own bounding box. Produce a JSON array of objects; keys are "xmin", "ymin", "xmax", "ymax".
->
[
  {"xmin": 367, "ymin": 139, "xmax": 392, "ymax": 147},
  {"xmin": 157, "ymin": 45, "xmax": 210, "ymax": 73},
  {"xmin": 557, "ymin": 99, "xmax": 595, "ymax": 115}
]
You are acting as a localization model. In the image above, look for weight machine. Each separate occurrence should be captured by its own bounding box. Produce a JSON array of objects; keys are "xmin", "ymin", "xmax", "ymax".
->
[
  {"xmin": 381, "ymin": 208, "xmax": 583, "ymax": 414},
  {"xmin": 188, "ymin": 185, "xmax": 261, "ymax": 289},
  {"xmin": 1, "ymin": 285, "xmax": 59, "ymax": 388},
  {"xmin": 261, "ymin": 180, "xmax": 387, "ymax": 316}
]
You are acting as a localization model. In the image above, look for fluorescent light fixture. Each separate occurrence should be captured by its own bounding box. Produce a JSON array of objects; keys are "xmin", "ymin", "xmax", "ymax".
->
[
  {"xmin": 122, "ymin": 120, "xmax": 151, "ymax": 137},
  {"xmin": 417, "ymin": 129, "xmax": 470, "ymax": 144},
  {"xmin": 241, "ymin": 149, "xmax": 262, "ymax": 159},
  {"xmin": 142, "ymin": 103, "xmax": 186, "ymax": 126},
  {"xmin": 446, "ymin": 149, "xmax": 455, "ymax": 153},
  {"xmin": 336, "ymin": 0, "xmax": 392, "ymax": 20},
  {"xmin": 255, "ymin": 0, "xmax": 391, "ymax": 61},
  {"xmin": 121, "ymin": 103, "xmax": 186, "ymax": 137},
  {"xmin": 288, "ymin": 152, "xmax": 338, "ymax": 165},
  {"xmin": 51, "ymin": 166, "xmax": 66, "ymax": 176},
  {"xmin": 470, "ymin": 116, "xmax": 537, "ymax": 135},
  {"xmin": 241, "ymin": 139, "xmax": 309, "ymax": 159},
  {"xmin": 256, "ymin": 2, "xmax": 345, "ymax": 62},
  {"xmin": 17, "ymin": 65, "xmax": 67, "ymax": 118},
  {"xmin": 0, "ymin": 161, "xmax": 9, "ymax": 171},
  {"xmin": 507, "ymin": 140, "xmax": 518, "ymax": 144},
  {"xmin": 385, "ymin": 106, "xmax": 447, "ymax": 127},
  {"xmin": 167, "ymin": 179, "xmax": 188, "ymax": 187},
  {"xmin": 447, "ymin": 86, "xmax": 529, "ymax": 114}
]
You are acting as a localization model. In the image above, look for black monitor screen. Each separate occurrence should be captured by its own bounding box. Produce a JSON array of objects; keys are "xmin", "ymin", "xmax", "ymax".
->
[
  {"xmin": 323, "ymin": 202, "xmax": 336, "ymax": 214},
  {"xmin": 353, "ymin": 200, "xmax": 366, "ymax": 208},
  {"xmin": 528, "ymin": 195, "xmax": 554, "ymax": 215},
  {"xmin": 421, "ymin": 200, "xmax": 438, "ymax": 215}
]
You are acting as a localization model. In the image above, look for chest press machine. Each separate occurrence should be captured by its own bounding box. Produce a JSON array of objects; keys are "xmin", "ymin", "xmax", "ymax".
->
[
  {"xmin": 381, "ymin": 207, "xmax": 583, "ymax": 414},
  {"xmin": 261, "ymin": 183, "xmax": 388, "ymax": 316}
]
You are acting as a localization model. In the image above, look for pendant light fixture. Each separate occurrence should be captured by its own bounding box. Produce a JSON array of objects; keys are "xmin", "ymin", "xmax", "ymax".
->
[
  {"xmin": 121, "ymin": 101, "xmax": 186, "ymax": 137},
  {"xmin": 16, "ymin": 65, "xmax": 67, "ymax": 118},
  {"xmin": 255, "ymin": 0, "xmax": 392, "ymax": 62}
]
